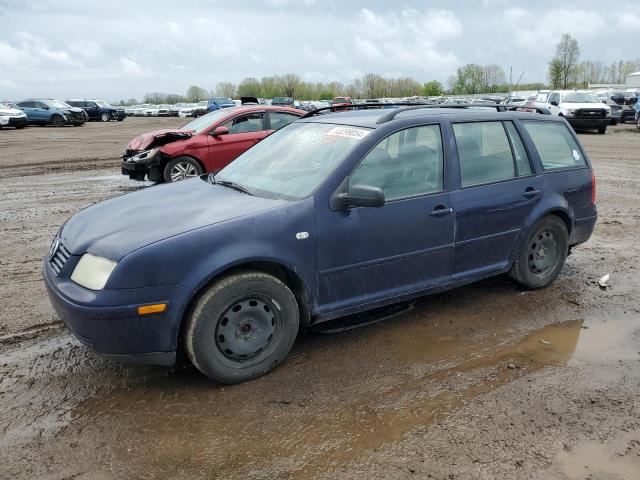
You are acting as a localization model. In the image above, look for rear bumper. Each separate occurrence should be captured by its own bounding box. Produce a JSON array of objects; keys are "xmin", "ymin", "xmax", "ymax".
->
[
  {"xmin": 567, "ymin": 118, "xmax": 609, "ymax": 129},
  {"xmin": 43, "ymin": 258, "xmax": 191, "ymax": 365},
  {"xmin": 570, "ymin": 214, "xmax": 597, "ymax": 246}
]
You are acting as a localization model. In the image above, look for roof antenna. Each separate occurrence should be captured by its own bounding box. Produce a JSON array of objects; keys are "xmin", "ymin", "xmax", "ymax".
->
[{"xmin": 508, "ymin": 70, "xmax": 525, "ymax": 102}]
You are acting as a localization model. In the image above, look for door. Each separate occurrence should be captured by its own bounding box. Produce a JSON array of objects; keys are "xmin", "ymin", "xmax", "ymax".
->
[
  {"xmin": 207, "ymin": 112, "xmax": 267, "ymax": 170},
  {"xmin": 16, "ymin": 101, "xmax": 35, "ymax": 122},
  {"xmin": 86, "ymin": 101, "xmax": 99, "ymax": 120},
  {"xmin": 32, "ymin": 102, "xmax": 50, "ymax": 122},
  {"xmin": 451, "ymin": 120, "xmax": 544, "ymax": 280},
  {"xmin": 548, "ymin": 92, "xmax": 561, "ymax": 115},
  {"xmin": 316, "ymin": 124, "xmax": 455, "ymax": 313}
]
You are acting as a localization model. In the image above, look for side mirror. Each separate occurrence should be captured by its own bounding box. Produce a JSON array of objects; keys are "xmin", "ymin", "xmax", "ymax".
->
[
  {"xmin": 212, "ymin": 126, "xmax": 229, "ymax": 136},
  {"xmin": 332, "ymin": 185, "xmax": 385, "ymax": 211},
  {"xmin": 550, "ymin": 100, "xmax": 558, "ymax": 106}
]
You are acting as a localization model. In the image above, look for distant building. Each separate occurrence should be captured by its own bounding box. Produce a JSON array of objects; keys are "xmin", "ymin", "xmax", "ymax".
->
[{"xmin": 626, "ymin": 71, "xmax": 640, "ymax": 88}]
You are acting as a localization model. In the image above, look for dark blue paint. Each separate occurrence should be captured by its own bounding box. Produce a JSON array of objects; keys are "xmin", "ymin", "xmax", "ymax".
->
[{"xmin": 44, "ymin": 110, "xmax": 597, "ymax": 365}]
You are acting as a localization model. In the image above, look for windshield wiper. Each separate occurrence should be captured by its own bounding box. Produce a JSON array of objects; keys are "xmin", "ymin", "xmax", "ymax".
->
[{"xmin": 215, "ymin": 179, "xmax": 253, "ymax": 195}]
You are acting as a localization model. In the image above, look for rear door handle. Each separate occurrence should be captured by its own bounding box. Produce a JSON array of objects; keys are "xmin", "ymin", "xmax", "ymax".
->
[
  {"xmin": 430, "ymin": 206, "xmax": 453, "ymax": 217},
  {"xmin": 523, "ymin": 188, "xmax": 541, "ymax": 199}
]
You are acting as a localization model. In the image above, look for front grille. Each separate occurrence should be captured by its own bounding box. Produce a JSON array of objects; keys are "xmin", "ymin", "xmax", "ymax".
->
[
  {"xmin": 50, "ymin": 243, "xmax": 70, "ymax": 275},
  {"xmin": 575, "ymin": 109, "xmax": 605, "ymax": 119}
]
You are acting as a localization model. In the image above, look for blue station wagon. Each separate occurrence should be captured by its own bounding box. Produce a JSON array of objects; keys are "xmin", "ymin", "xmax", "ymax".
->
[{"xmin": 43, "ymin": 105, "xmax": 597, "ymax": 384}]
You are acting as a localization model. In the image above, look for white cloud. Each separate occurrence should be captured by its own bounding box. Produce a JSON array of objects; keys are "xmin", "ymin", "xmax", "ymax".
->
[
  {"xmin": 503, "ymin": 8, "xmax": 607, "ymax": 51},
  {"xmin": 119, "ymin": 57, "xmax": 152, "ymax": 78}
]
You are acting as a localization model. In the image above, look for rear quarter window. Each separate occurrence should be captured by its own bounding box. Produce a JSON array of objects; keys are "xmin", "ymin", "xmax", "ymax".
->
[{"xmin": 522, "ymin": 121, "xmax": 586, "ymax": 171}]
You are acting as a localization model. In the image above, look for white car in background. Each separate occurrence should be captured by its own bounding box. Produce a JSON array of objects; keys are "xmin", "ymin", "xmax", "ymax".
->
[
  {"xmin": 144, "ymin": 105, "xmax": 159, "ymax": 116},
  {"xmin": 157, "ymin": 104, "xmax": 171, "ymax": 116},
  {"xmin": 544, "ymin": 90, "xmax": 611, "ymax": 134},
  {"xmin": 178, "ymin": 103, "xmax": 197, "ymax": 117},
  {"xmin": 124, "ymin": 106, "xmax": 137, "ymax": 116},
  {"xmin": 0, "ymin": 102, "xmax": 28, "ymax": 129}
]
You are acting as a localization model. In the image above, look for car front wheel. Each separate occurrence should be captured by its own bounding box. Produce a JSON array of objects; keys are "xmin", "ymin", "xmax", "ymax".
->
[
  {"xmin": 101, "ymin": 112, "xmax": 110, "ymax": 122},
  {"xmin": 51, "ymin": 114, "xmax": 65, "ymax": 127},
  {"xmin": 185, "ymin": 271, "xmax": 300, "ymax": 384},
  {"xmin": 510, "ymin": 215, "xmax": 569, "ymax": 289},
  {"xmin": 163, "ymin": 156, "xmax": 203, "ymax": 182}
]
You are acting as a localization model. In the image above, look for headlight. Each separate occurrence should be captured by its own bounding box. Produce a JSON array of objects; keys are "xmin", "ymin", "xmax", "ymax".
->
[
  {"xmin": 131, "ymin": 147, "xmax": 160, "ymax": 163},
  {"xmin": 71, "ymin": 253, "xmax": 117, "ymax": 290}
]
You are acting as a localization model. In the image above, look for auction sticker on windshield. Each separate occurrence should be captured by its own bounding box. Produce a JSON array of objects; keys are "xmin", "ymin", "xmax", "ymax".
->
[{"xmin": 326, "ymin": 126, "xmax": 370, "ymax": 139}]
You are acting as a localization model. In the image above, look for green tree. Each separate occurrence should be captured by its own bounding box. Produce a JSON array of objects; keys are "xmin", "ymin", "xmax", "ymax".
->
[
  {"xmin": 452, "ymin": 64, "xmax": 484, "ymax": 94},
  {"xmin": 237, "ymin": 77, "xmax": 262, "ymax": 97},
  {"xmin": 548, "ymin": 57, "xmax": 564, "ymax": 89},
  {"xmin": 422, "ymin": 80, "xmax": 444, "ymax": 96}
]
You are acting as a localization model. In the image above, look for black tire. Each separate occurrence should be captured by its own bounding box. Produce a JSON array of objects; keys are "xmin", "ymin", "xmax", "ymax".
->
[
  {"xmin": 51, "ymin": 114, "xmax": 65, "ymax": 127},
  {"xmin": 185, "ymin": 271, "xmax": 300, "ymax": 384},
  {"xmin": 100, "ymin": 112, "xmax": 110, "ymax": 122},
  {"xmin": 510, "ymin": 215, "xmax": 569, "ymax": 289},
  {"xmin": 16, "ymin": 125, "xmax": 26, "ymax": 129},
  {"xmin": 163, "ymin": 156, "xmax": 203, "ymax": 182},
  {"xmin": 597, "ymin": 126, "xmax": 607, "ymax": 134}
]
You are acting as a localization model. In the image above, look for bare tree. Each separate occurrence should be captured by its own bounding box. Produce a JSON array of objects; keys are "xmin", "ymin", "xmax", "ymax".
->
[
  {"xmin": 554, "ymin": 34, "xmax": 580, "ymax": 89},
  {"xmin": 185, "ymin": 85, "xmax": 208, "ymax": 102},
  {"xmin": 482, "ymin": 64, "xmax": 506, "ymax": 93},
  {"xmin": 213, "ymin": 82, "xmax": 236, "ymax": 98}
]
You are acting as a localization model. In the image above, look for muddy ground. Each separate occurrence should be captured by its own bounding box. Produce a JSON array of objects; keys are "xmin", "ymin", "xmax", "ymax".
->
[{"xmin": 0, "ymin": 119, "xmax": 639, "ymax": 479}]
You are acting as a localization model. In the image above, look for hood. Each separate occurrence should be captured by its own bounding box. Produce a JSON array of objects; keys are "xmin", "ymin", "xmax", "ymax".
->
[
  {"xmin": 62, "ymin": 107, "xmax": 85, "ymax": 114},
  {"xmin": 127, "ymin": 128, "xmax": 193, "ymax": 150},
  {"xmin": 60, "ymin": 178, "xmax": 288, "ymax": 261},
  {"xmin": 0, "ymin": 107, "xmax": 25, "ymax": 115},
  {"xmin": 561, "ymin": 102, "xmax": 609, "ymax": 110}
]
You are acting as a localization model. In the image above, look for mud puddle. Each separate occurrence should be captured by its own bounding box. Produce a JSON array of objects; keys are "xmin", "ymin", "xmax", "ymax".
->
[{"xmin": 8, "ymin": 313, "xmax": 629, "ymax": 479}]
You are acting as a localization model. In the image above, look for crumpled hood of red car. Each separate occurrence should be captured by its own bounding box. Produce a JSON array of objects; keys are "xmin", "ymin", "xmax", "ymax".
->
[{"xmin": 127, "ymin": 129, "xmax": 193, "ymax": 151}]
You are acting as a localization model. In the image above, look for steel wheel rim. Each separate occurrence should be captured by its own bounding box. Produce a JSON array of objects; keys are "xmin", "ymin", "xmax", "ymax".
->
[
  {"xmin": 528, "ymin": 228, "xmax": 560, "ymax": 275},
  {"xmin": 101, "ymin": 113, "xmax": 109, "ymax": 121},
  {"xmin": 215, "ymin": 297, "xmax": 278, "ymax": 362},
  {"xmin": 170, "ymin": 162, "xmax": 198, "ymax": 181}
]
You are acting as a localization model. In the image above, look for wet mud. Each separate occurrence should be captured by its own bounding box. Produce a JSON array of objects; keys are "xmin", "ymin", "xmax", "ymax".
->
[{"xmin": 1, "ymin": 121, "xmax": 640, "ymax": 479}]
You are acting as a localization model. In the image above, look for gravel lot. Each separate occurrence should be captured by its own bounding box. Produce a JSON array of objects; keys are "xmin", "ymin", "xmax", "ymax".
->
[{"xmin": 0, "ymin": 118, "xmax": 639, "ymax": 479}]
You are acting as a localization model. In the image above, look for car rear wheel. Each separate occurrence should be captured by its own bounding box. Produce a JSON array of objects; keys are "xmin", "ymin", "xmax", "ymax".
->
[
  {"xmin": 510, "ymin": 215, "xmax": 568, "ymax": 289},
  {"xmin": 163, "ymin": 156, "xmax": 203, "ymax": 182},
  {"xmin": 597, "ymin": 126, "xmax": 607, "ymax": 134},
  {"xmin": 185, "ymin": 271, "xmax": 300, "ymax": 384},
  {"xmin": 101, "ymin": 112, "xmax": 110, "ymax": 122},
  {"xmin": 51, "ymin": 115, "xmax": 65, "ymax": 127}
]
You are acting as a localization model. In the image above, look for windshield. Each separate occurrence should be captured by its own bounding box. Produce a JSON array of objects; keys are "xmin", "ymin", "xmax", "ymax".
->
[
  {"xmin": 95, "ymin": 101, "xmax": 112, "ymax": 108},
  {"xmin": 273, "ymin": 97, "xmax": 292, "ymax": 104},
  {"xmin": 213, "ymin": 122, "xmax": 370, "ymax": 200},
  {"xmin": 212, "ymin": 97, "xmax": 233, "ymax": 104},
  {"xmin": 181, "ymin": 108, "xmax": 235, "ymax": 133},
  {"xmin": 47, "ymin": 100, "xmax": 71, "ymax": 109},
  {"xmin": 562, "ymin": 93, "xmax": 593, "ymax": 103},
  {"xmin": 333, "ymin": 97, "xmax": 351, "ymax": 103}
]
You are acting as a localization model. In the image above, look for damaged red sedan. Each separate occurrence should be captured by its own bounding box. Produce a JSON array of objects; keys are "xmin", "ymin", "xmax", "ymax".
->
[{"xmin": 121, "ymin": 105, "xmax": 304, "ymax": 182}]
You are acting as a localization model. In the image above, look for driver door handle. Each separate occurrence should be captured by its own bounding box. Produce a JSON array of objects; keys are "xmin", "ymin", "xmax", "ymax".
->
[{"xmin": 430, "ymin": 206, "xmax": 453, "ymax": 217}]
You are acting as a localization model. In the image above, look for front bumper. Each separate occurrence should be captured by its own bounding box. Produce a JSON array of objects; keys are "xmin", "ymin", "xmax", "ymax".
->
[
  {"xmin": 566, "ymin": 117, "xmax": 610, "ymax": 129},
  {"xmin": 43, "ymin": 257, "xmax": 192, "ymax": 365},
  {"xmin": 0, "ymin": 116, "xmax": 28, "ymax": 127}
]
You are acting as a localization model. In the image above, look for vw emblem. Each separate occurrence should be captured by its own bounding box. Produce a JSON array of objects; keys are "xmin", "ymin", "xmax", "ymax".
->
[{"xmin": 49, "ymin": 235, "xmax": 60, "ymax": 260}]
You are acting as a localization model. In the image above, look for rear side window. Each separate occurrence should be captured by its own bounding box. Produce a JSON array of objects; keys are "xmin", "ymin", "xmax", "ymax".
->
[
  {"xmin": 269, "ymin": 111, "xmax": 299, "ymax": 130},
  {"xmin": 522, "ymin": 121, "xmax": 586, "ymax": 171},
  {"xmin": 453, "ymin": 121, "xmax": 531, "ymax": 187}
]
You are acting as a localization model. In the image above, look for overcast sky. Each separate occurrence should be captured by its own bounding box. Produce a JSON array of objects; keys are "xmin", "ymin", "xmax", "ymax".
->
[{"xmin": 1, "ymin": 0, "xmax": 638, "ymax": 101}]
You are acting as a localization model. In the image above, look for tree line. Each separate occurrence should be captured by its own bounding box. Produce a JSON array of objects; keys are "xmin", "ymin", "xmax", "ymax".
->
[
  {"xmin": 112, "ymin": 39, "xmax": 638, "ymax": 105},
  {"xmin": 548, "ymin": 33, "xmax": 640, "ymax": 89}
]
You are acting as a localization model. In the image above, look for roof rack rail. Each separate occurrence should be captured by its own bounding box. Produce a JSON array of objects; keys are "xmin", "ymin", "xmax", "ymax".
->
[
  {"xmin": 300, "ymin": 102, "xmax": 429, "ymax": 119},
  {"xmin": 300, "ymin": 102, "xmax": 514, "ymax": 123},
  {"xmin": 375, "ymin": 104, "xmax": 509, "ymax": 124}
]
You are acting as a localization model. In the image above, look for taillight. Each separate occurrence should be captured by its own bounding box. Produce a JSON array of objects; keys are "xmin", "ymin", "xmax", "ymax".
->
[{"xmin": 591, "ymin": 171, "xmax": 597, "ymax": 204}]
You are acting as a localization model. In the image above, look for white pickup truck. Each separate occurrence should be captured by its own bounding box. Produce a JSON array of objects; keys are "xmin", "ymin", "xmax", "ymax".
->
[{"xmin": 535, "ymin": 90, "xmax": 611, "ymax": 134}]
